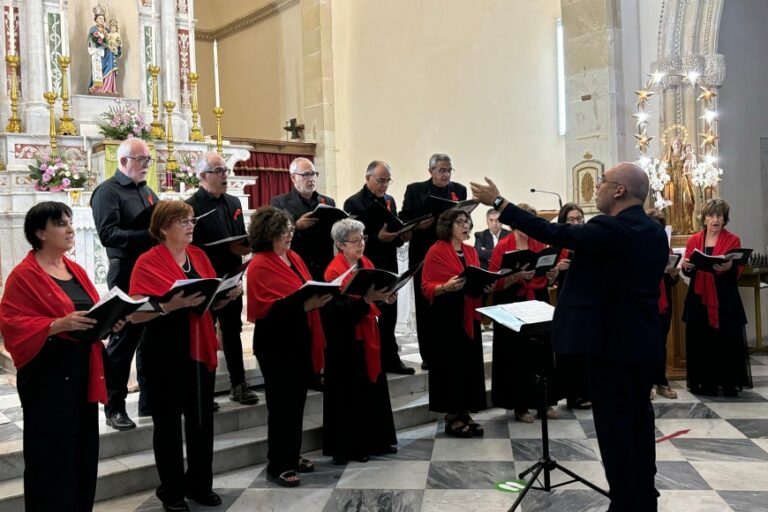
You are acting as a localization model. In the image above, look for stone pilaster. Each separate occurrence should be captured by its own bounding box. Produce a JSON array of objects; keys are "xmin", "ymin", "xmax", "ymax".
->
[
  {"xmin": 161, "ymin": 0, "xmax": 188, "ymax": 139},
  {"xmin": 301, "ymin": 0, "xmax": 337, "ymax": 198},
  {"xmin": 21, "ymin": 0, "xmax": 50, "ymax": 133}
]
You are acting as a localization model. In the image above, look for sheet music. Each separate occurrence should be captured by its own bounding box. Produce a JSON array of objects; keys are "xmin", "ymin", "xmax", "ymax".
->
[{"xmin": 477, "ymin": 300, "xmax": 554, "ymax": 332}]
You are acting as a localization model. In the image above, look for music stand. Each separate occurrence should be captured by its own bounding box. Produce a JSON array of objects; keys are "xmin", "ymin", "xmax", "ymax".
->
[{"xmin": 476, "ymin": 302, "xmax": 609, "ymax": 511}]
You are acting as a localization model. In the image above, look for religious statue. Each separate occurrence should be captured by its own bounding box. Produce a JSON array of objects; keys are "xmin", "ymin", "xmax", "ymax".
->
[
  {"xmin": 88, "ymin": 3, "xmax": 122, "ymax": 95},
  {"xmin": 663, "ymin": 136, "xmax": 696, "ymax": 234}
]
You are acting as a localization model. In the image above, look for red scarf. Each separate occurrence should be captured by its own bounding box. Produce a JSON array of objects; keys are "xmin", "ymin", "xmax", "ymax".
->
[
  {"xmin": 129, "ymin": 244, "xmax": 219, "ymax": 371},
  {"xmin": 246, "ymin": 250, "xmax": 326, "ymax": 373},
  {"xmin": 488, "ymin": 234, "xmax": 549, "ymax": 299},
  {"xmin": 684, "ymin": 229, "xmax": 741, "ymax": 329},
  {"xmin": 324, "ymin": 253, "xmax": 381, "ymax": 383},
  {"xmin": 422, "ymin": 240, "xmax": 482, "ymax": 339},
  {"xmin": 0, "ymin": 251, "xmax": 106, "ymax": 403}
]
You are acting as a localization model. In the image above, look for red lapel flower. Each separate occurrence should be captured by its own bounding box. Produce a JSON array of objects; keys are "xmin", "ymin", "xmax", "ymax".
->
[
  {"xmin": 234, "ymin": 208, "xmax": 242, "ymax": 220},
  {"xmin": 450, "ymin": 192, "xmax": 458, "ymax": 201}
]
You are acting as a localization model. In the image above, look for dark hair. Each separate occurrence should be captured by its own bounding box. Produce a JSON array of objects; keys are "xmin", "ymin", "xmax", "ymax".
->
[
  {"xmin": 645, "ymin": 208, "xmax": 666, "ymax": 226},
  {"xmin": 149, "ymin": 200, "xmax": 193, "ymax": 241},
  {"xmin": 435, "ymin": 208, "xmax": 468, "ymax": 241},
  {"xmin": 24, "ymin": 201, "xmax": 72, "ymax": 250},
  {"xmin": 486, "ymin": 207, "xmax": 500, "ymax": 218},
  {"xmin": 699, "ymin": 198, "xmax": 730, "ymax": 226},
  {"xmin": 557, "ymin": 202, "xmax": 584, "ymax": 224},
  {"xmin": 248, "ymin": 206, "xmax": 293, "ymax": 253}
]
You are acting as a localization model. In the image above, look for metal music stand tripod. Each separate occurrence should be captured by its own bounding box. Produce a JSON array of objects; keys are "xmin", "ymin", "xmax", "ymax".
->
[{"xmin": 506, "ymin": 320, "xmax": 609, "ymax": 511}]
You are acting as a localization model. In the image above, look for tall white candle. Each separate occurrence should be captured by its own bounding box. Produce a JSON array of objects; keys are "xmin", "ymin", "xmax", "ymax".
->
[
  {"xmin": 187, "ymin": 0, "xmax": 196, "ymax": 73},
  {"xmin": 213, "ymin": 39, "xmax": 220, "ymax": 107},
  {"xmin": 43, "ymin": 18, "xmax": 53, "ymax": 90},
  {"xmin": 165, "ymin": 50, "xmax": 172, "ymax": 99},
  {"xmin": 151, "ymin": 27, "xmax": 156, "ymax": 65},
  {"xmin": 7, "ymin": 1, "xmax": 15, "ymax": 55},
  {"xmin": 59, "ymin": 0, "xmax": 68, "ymax": 56}
]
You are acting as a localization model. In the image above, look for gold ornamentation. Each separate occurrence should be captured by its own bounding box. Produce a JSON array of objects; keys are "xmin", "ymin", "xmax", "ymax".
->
[
  {"xmin": 700, "ymin": 130, "xmax": 719, "ymax": 150},
  {"xmin": 44, "ymin": 91, "xmax": 59, "ymax": 156},
  {"xmin": 188, "ymin": 72, "xmax": 204, "ymax": 141},
  {"xmin": 5, "ymin": 55, "xmax": 24, "ymax": 133},
  {"xmin": 697, "ymin": 85, "xmax": 718, "ymax": 104},
  {"xmin": 634, "ymin": 130, "xmax": 654, "ymax": 152},
  {"xmin": 148, "ymin": 65, "xmax": 166, "ymax": 139},
  {"xmin": 580, "ymin": 173, "xmax": 595, "ymax": 203},
  {"xmin": 164, "ymin": 101, "xmax": 178, "ymax": 172},
  {"xmin": 57, "ymin": 56, "xmax": 77, "ymax": 135},
  {"xmin": 213, "ymin": 107, "xmax": 224, "ymax": 155},
  {"xmin": 660, "ymin": 124, "xmax": 689, "ymax": 148},
  {"xmin": 634, "ymin": 87, "xmax": 654, "ymax": 108}
]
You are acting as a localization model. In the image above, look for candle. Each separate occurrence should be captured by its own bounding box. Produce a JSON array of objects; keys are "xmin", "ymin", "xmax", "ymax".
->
[
  {"xmin": 165, "ymin": 49, "xmax": 172, "ymax": 99},
  {"xmin": 187, "ymin": 0, "xmax": 196, "ymax": 73},
  {"xmin": 7, "ymin": 1, "xmax": 15, "ymax": 55},
  {"xmin": 151, "ymin": 27, "xmax": 156, "ymax": 65},
  {"xmin": 60, "ymin": 0, "xmax": 68, "ymax": 55},
  {"xmin": 213, "ymin": 39, "xmax": 220, "ymax": 107},
  {"xmin": 43, "ymin": 18, "xmax": 53, "ymax": 90}
]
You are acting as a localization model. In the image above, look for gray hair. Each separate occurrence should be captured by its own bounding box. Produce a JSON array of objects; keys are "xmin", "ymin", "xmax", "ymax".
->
[
  {"xmin": 195, "ymin": 152, "xmax": 220, "ymax": 176},
  {"xmin": 428, "ymin": 153, "xmax": 452, "ymax": 170},
  {"xmin": 116, "ymin": 138, "xmax": 149, "ymax": 165},
  {"xmin": 289, "ymin": 157, "xmax": 314, "ymax": 174},
  {"xmin": 365, "ymin": 160, "xmax": 391, "ymax": 177},
  {"xmin": 330, "ymin": 218, "xmax": 365, "ymax": 244}
]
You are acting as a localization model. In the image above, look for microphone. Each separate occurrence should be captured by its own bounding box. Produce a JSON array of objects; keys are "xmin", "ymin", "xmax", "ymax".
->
[{"xmin": 530, "ymin": 188, "xmax": 563, "ymax": 209}]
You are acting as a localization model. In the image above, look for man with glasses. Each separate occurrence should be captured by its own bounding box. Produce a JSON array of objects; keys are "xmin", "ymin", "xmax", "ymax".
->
[
  {"xmin": 471, "ymin": 163, "xmax": 668, "ymax": 512},
  {"xmin": 343, "ymin": 160, "xmax": 415, "ymax": 375},
  {"xmin": 186, "ymin": 152, "xmax": 259, "ymax": 406},
  {"xmin": 270, "ymin": 157, "xmax": 336, "ymax": 280},
  {"xmin": 400, "ymin": 153, "xmax": 467, "ymax": 370},
  {"xmin": 91, "ymin": 138, "xmax": 159, "ymax": 430}
]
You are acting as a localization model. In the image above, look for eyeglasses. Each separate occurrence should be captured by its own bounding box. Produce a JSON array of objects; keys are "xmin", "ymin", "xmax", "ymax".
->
[
  {"xmin": 177, "ymin": 217, "xmax": 197, "ymax": 227},
  {"xmin": 125, "ymin": 156, "xmax": 154, "ymax": 166},
  {"xmin": 454, "ymin": 219, "xmax": 471, "ymax": 227},
  {"xmin": 204, "ymin": 167, "xmax": 229, "ymax": 177},
  {"xmin": 280, "ymin": 227, "xmax": 295, "ymax": 237},
  {"xmin": 566, "ymin": 215, "xmax": 584, "ymax": 224},
  {"xmin": 433, "ymin": 167, "xmax": 454, "ymax": 176},
  {"xmin": 596, "ymin": 176, "xmax": 624, "ymax": 188},
  {"xmin": 343, "ymin": 235, "xmax": 368, "ymax": 245},
  {"xmin": 371, "ymin": 177, "xmax": 392, "ymax": 184},
  {"xmin": 292, "ymin": 171, "xmax": 319, "ymax": 179}
]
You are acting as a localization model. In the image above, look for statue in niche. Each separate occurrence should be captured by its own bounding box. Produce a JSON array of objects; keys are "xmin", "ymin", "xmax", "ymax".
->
[
  {"xmin": 663, "ymin": 136, "xmax": 696, "ymax": 234},
  {"xmin": 88, "ymin": 3, "xmax": 122, "ymax": 95}
]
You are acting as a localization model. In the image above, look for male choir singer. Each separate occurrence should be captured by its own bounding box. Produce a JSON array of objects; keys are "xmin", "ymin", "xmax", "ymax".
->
[{"xmin": 474, "ymin": 208, "xmax": 510, "ymax": 269}]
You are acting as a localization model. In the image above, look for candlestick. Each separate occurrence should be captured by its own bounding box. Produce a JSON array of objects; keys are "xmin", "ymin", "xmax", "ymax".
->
[
  {"xmin": 148, "ymin": 65, "xmax": 165, "ymax": 139},
  {"xmin": 5, "ymin": 54, "xmax": 23, "ymax": 132},
  {"xmin": 164, "ymin": 100, "xmax": 179, "ymax": 173},
  {"xmin": 213, "ymin": 39, "xmax": 220, "ymax": 107},
  {"xmin": 44, "ymin": 91, "xmax": 59, "ymax": 156},
  {"xmin": 57, "ymin": 55, "xmax": 77, "ymax": 135},
  {"xmin": 188, "ymin": 72, "xmax": 203, "ymax": 141},
  {"xmin": 213, "ymin": 107, "xmax": 224, "ymax": 155},
  {"xmin": 7, "ymin": 2, "xmax": 14, "ymax": 55}
]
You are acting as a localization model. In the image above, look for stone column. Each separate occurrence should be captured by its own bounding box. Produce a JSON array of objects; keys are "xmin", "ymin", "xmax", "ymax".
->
[
  {"xmin": 561, "ymin": 0, "xmax": 626, "ymax": 190},
  {"xmin": 161, "ymin": 0, "xmax": 188, "ymax": 139},
  {"xmin": 301, "ymin": 0, "xmax": 337, "ymax": 198},
  {"xmin": 21, "ymin": 0, "xmax": 50, "ymax": 133}
]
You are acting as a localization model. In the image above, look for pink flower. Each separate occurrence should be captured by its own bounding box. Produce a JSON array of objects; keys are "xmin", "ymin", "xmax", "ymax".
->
[
  {"xmin": 40, "ymin": 163, "xmax": 48, "ymax": 171},
  {"xmin": 62, "ymin": 178, "xmax": 71, "ymax": 187},
  {"xmin": 42, "ymin": 173, "xmax": 52, "ymax": 183}
]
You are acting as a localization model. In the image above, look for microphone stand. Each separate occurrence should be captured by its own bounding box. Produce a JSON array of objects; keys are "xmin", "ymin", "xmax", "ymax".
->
[{"xmin": 530, "ymin": 188, "xmax": 563, "ymax": 209}]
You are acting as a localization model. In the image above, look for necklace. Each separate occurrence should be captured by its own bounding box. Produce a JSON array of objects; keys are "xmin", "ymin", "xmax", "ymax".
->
[{"xmin": 180, "ymin": 254, "xmax": 191, "ymax": 273}]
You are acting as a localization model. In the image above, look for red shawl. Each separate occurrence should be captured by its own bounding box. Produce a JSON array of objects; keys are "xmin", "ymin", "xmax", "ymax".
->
[
  {"xmin": 246, "ymin": 250, "xmax": 325, "ymax": 373},
  {"xmin": 129, "ymin": 244, "xmax": 219, "ymax": 371},
  {"xmin": 422, "ymin": 240, "xmax": 482, "ymax": 339},
  {"xmin": 684, "ymin": 229, "xmax": 742, "ymax": 329},
  {"xmin": 325, "ymin": 253, "xmax": 381, "ymax": 383},
  {"xmin": 488, "ymin": 234, "xmax": 549, "ymax": 299},
  {"xmin": 0, "ymin": 251, "xmax": 106, "ymax": 403}
]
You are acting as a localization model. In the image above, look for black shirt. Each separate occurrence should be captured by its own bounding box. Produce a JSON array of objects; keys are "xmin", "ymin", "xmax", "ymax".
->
[
  {"xmin": 343, "ymin": 186, "xmax": 403, "ymax": 273},
  {"xmin": 52, "ymin": 276, "xmax": 95, "ymax": 311},
  {"xmin": 91, "ymin": 171, "xmax": 159, "ymax": 260},
  {"xmin": 186, "ymin": 188, "xmax": 246, "ymax": 276}
]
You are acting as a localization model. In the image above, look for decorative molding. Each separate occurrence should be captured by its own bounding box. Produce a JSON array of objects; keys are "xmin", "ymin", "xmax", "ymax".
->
[{"xmin": 195, "ymin": 0, "xmax": 299, "ymax": 42}]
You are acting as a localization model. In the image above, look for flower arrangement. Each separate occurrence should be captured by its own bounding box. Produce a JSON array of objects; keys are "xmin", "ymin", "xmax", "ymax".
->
[
  {"xmin": 96, "ymin": 100, "xmax": 150, "ymax": 140},
  {"xmin": 28, "ymin": 154, "xmax": 86, "ymax": 192},
  {"xmin": 635, "ymin": 156, "xmax": 672, "ymax": 209},
  {"xmin": 89, "ymin": 27, "xmax": 107, "ymax": 47},
  {"xmin": 174, "ymin": 152, "xmax": 200, "ymax": 188},
  {"xmin": 691, "ymin": 160, "xmax": 724, "ymax": 189}
]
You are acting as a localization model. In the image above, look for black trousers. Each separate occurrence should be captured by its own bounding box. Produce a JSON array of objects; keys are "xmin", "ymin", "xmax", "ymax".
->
[
  {"xmin": 254, "ymin": 340, "xmax": 310, "ymax": 477},
  {"xmin": 17, "ymin": 338, "xmax": 98, "ymax": 512},
  {"xmin": 589, "ymin": 356, "xmax": 659, "ymax": 512},
  {"xmin": 412, "ymin": 268, "xmax": 432, "ymax": 365},
  {"xmin": 378, "ymin": 300, "xmax": 402, "ymax": 368},
  {"xmin": 152, "ymin": 360, "xmax": 215, "ymax": 504},
  {"xmin": 104, "ymin": 257, "xmax": 147, "ymax": 416},
  {"xmin": 210, "ymin": 296, "xmax": 245, "ymax": 387},
  {"xmin": 654, "ymin": 311, "xmax": 672, "ymax": 387}
]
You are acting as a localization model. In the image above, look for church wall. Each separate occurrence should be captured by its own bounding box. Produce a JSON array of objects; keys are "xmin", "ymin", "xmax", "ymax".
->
[
  {"xmin": 329, "ymin": 0, "xmax": 567, "ymax": 215},
  {"xmin": 717, "ymin": 0, "xmax": 768, "ymax": 251}
]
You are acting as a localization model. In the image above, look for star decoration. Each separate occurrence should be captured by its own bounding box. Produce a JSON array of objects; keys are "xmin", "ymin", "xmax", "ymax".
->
[
  {"xmin": 634, "ymin": 130, "xmax": 654, "ymax": 152},
  {"xmin": 698, "ymin": 85, "xmax": 717, "ymax": 103},
  {"xmin": 633, "ymin": 110, "xmax": 651, "ymax": 127},
  {"xmin": 635, "ymin": 88, "xmax": 654, "ymax": 107},
  {"xmin": 700, "ymin": 131, "xmax": 719, "ymax": 149}
]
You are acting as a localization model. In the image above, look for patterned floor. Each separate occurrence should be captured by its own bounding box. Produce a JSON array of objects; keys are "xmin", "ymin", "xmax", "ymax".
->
[{"xmin": 91, "ymin": 352, "xmax": 768, "ymax": 512}]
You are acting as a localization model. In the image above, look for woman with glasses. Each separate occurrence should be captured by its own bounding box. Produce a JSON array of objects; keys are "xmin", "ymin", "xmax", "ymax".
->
[
  {"xmin": 320, "ymin": 219, "xmax": 398, "ymax": 463},
  {"xmin": 128, "ymin": 201, "xmax": 240, "ymax": 511},
  {"xmin": 246, "ymin": 206, "xmax": 332, "ymax": 487},
  {"xmin": 488, "ymin": 203, "xmax": 562, "ymax": 423},
  {"xmin": 421, "ymin": 208, "xmax": 487, "ymax": 437},
  {"xmin": 681, "ymin": 198, "xmax": 752, "ymax": 396}
]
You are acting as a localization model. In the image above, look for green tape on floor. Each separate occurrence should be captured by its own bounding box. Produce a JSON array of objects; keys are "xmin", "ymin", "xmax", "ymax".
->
[{"xmin": 494, "ymin": 479, "xmax": 527, "ymax": 493}]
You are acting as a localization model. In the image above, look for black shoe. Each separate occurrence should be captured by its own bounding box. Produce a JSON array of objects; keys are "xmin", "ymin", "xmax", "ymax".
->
[
  {"xmin": 105, "ymin": 411, "xmax": 136, "ymax": 431},
  {"xmin": 186, "ymin": 491, "xmax": 222, "ymax": 507},
  {"xmin": 212, "ymin": 400, "xmax": 220, "ymax": 412},
  {"xmin": 386, "ymin": 361, "xmax": 416, "ymax": 375},
  {"xmin": 230, "ymin": 382, "xmax": 260, "ymax": 405},
  {"xmin": 162, "ymin": 500, "xmax": 190, "ymax": 512},
  {"xmin": 421, "ymin": 362, "xmax": 429, "ymax": 371}
]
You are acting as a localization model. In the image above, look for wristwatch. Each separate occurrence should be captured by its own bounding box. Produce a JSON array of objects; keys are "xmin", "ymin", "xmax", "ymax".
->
[{"xmin": 492, "ymin": 196, "xmax": 505, "ymax": 211}]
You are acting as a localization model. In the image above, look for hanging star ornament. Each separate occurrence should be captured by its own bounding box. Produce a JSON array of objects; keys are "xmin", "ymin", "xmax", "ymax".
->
[
  {"xmin": 634, "ymin": 130, "xmax": 654, "ymax": 152},
  {"xmin": 635, "ymin": 88, "xmax": 654, "ymax": 108},
  {"xmin": 633, "ymin": 109, "xmax": 651, "ymax": 127},
  {"xmin": 700, "ymin": 130, "xmax": 719, "ymax": 149},
  {"xmin": 697, "ymin": 85, "xmax": 718, "ymax": 103}
]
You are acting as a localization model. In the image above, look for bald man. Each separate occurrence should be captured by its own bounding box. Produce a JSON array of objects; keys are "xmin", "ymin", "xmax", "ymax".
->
[
  {"xmin": 91, "ymin": 138, "xmax": 159, "ymax": 431},
  {"xmin": 472, "ymin": 163, "xmax": 668, "ymax": 512}
]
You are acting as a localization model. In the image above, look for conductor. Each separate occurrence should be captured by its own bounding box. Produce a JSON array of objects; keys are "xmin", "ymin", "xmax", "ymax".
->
[{"xmin": 471, "ymin": 162, "xmax": 668, "ymax": 512}]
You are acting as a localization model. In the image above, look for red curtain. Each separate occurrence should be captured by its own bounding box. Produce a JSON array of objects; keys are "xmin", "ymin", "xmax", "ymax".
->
[{"xmin": 235, "ymin": 152, "xmax": 312, "ymax": 208}]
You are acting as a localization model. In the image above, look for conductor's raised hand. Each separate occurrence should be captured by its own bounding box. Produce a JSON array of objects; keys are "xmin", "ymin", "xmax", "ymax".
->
[
  {"xmin": 295, "ymin": 212, "xmax": 318, "ymax": 231},
  {"xmin": 304, "ymin": 293, "xmax": 333, "ymax": 312},
  {"xmin": 50, "ymin": 311, "xmax": 98, "ymax": 334},
  {"xmin": 469, "ymin": 177, "xmax": 501, "ymax": 206}
]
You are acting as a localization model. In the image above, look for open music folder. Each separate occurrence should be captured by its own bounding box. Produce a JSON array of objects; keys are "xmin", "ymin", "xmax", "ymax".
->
[{"xmin": 476, "ymin": 300, "xmax": 554, "ymax": 333}]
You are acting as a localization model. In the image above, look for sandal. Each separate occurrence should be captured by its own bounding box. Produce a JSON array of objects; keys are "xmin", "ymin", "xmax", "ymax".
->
[
  {"xmin": 514, "ymin": 410, "xmax": 534, "ymax": 424},
  {"xmin": 297, "ymin": 458, "xmax": 315, "ymax": 473},
  {"xmin": 266, "ymin": 470, "xmax": 300, "ymax": 488},
  {"xmin": 462, "ymin": 414, "xmax": 485, "ymax": 436},
  {"xmin": 444, "ymin": 416, "xmax": 473, "ymax": 438}
]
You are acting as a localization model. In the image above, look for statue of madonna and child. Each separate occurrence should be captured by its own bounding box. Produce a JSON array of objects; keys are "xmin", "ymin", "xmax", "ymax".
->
[{"xmin": 88, "ymin": 3, "xmax": 123, "ymax": 95}]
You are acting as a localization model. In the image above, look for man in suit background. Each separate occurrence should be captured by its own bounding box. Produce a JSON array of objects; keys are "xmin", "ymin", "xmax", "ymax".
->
[
  {"xmin": 270, "ymin": 157, "xmax": 336, "ymax": 280},
  {"xmin": 344, "ymin": 160, "xmax": 415, "ymax": 375},
  {"xmin": 400, "ymin": 153, "xmax": 467, "ymax": 370},
  {"xmin": 474, "ymin": 208, "xmax": 510, "ymax": 269},
  {"xmin": 187, "ymin": 152, "xmax": 259, "ymax": 406},
  {"xmin": 471, "ymin": 163, "xmax": 667, "ymax": 512}
]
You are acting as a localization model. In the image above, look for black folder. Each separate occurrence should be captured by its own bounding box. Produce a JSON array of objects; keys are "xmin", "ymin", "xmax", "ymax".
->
[
  {"xmin": 359, "ymin": 201, "xmax": 432, "ymax": 235},
  {"xmin": 500, "ymin": 247, "xmax": 560, "ymax": 277},
  {"xmin": 127, "ymin": 203, "xmax": 158, "ymax": 230},
  {"xmin": 425, "ymin": 196, "xmax": 479, "ymax": 218},
  {"xmin": 67, "ymin": 288, "xmax": 150, "ymax": 343},
  {"xmin": 159, "ymin": 278, "xmax": 223, "ymax": 316},
  {"xmin": 341, "ymin": 262, "xmax": 423, "ymax": 296},
  {"xmin": 458, "ymin": 265, "xmax": 513, "ymax": 298},
  {"xmin": 308, "ymin": 204, "xmax": 348, "ymax": 232},
  {"xmin": 690, "ymin": 248, "xmax": 753, "ymax": 272}
]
